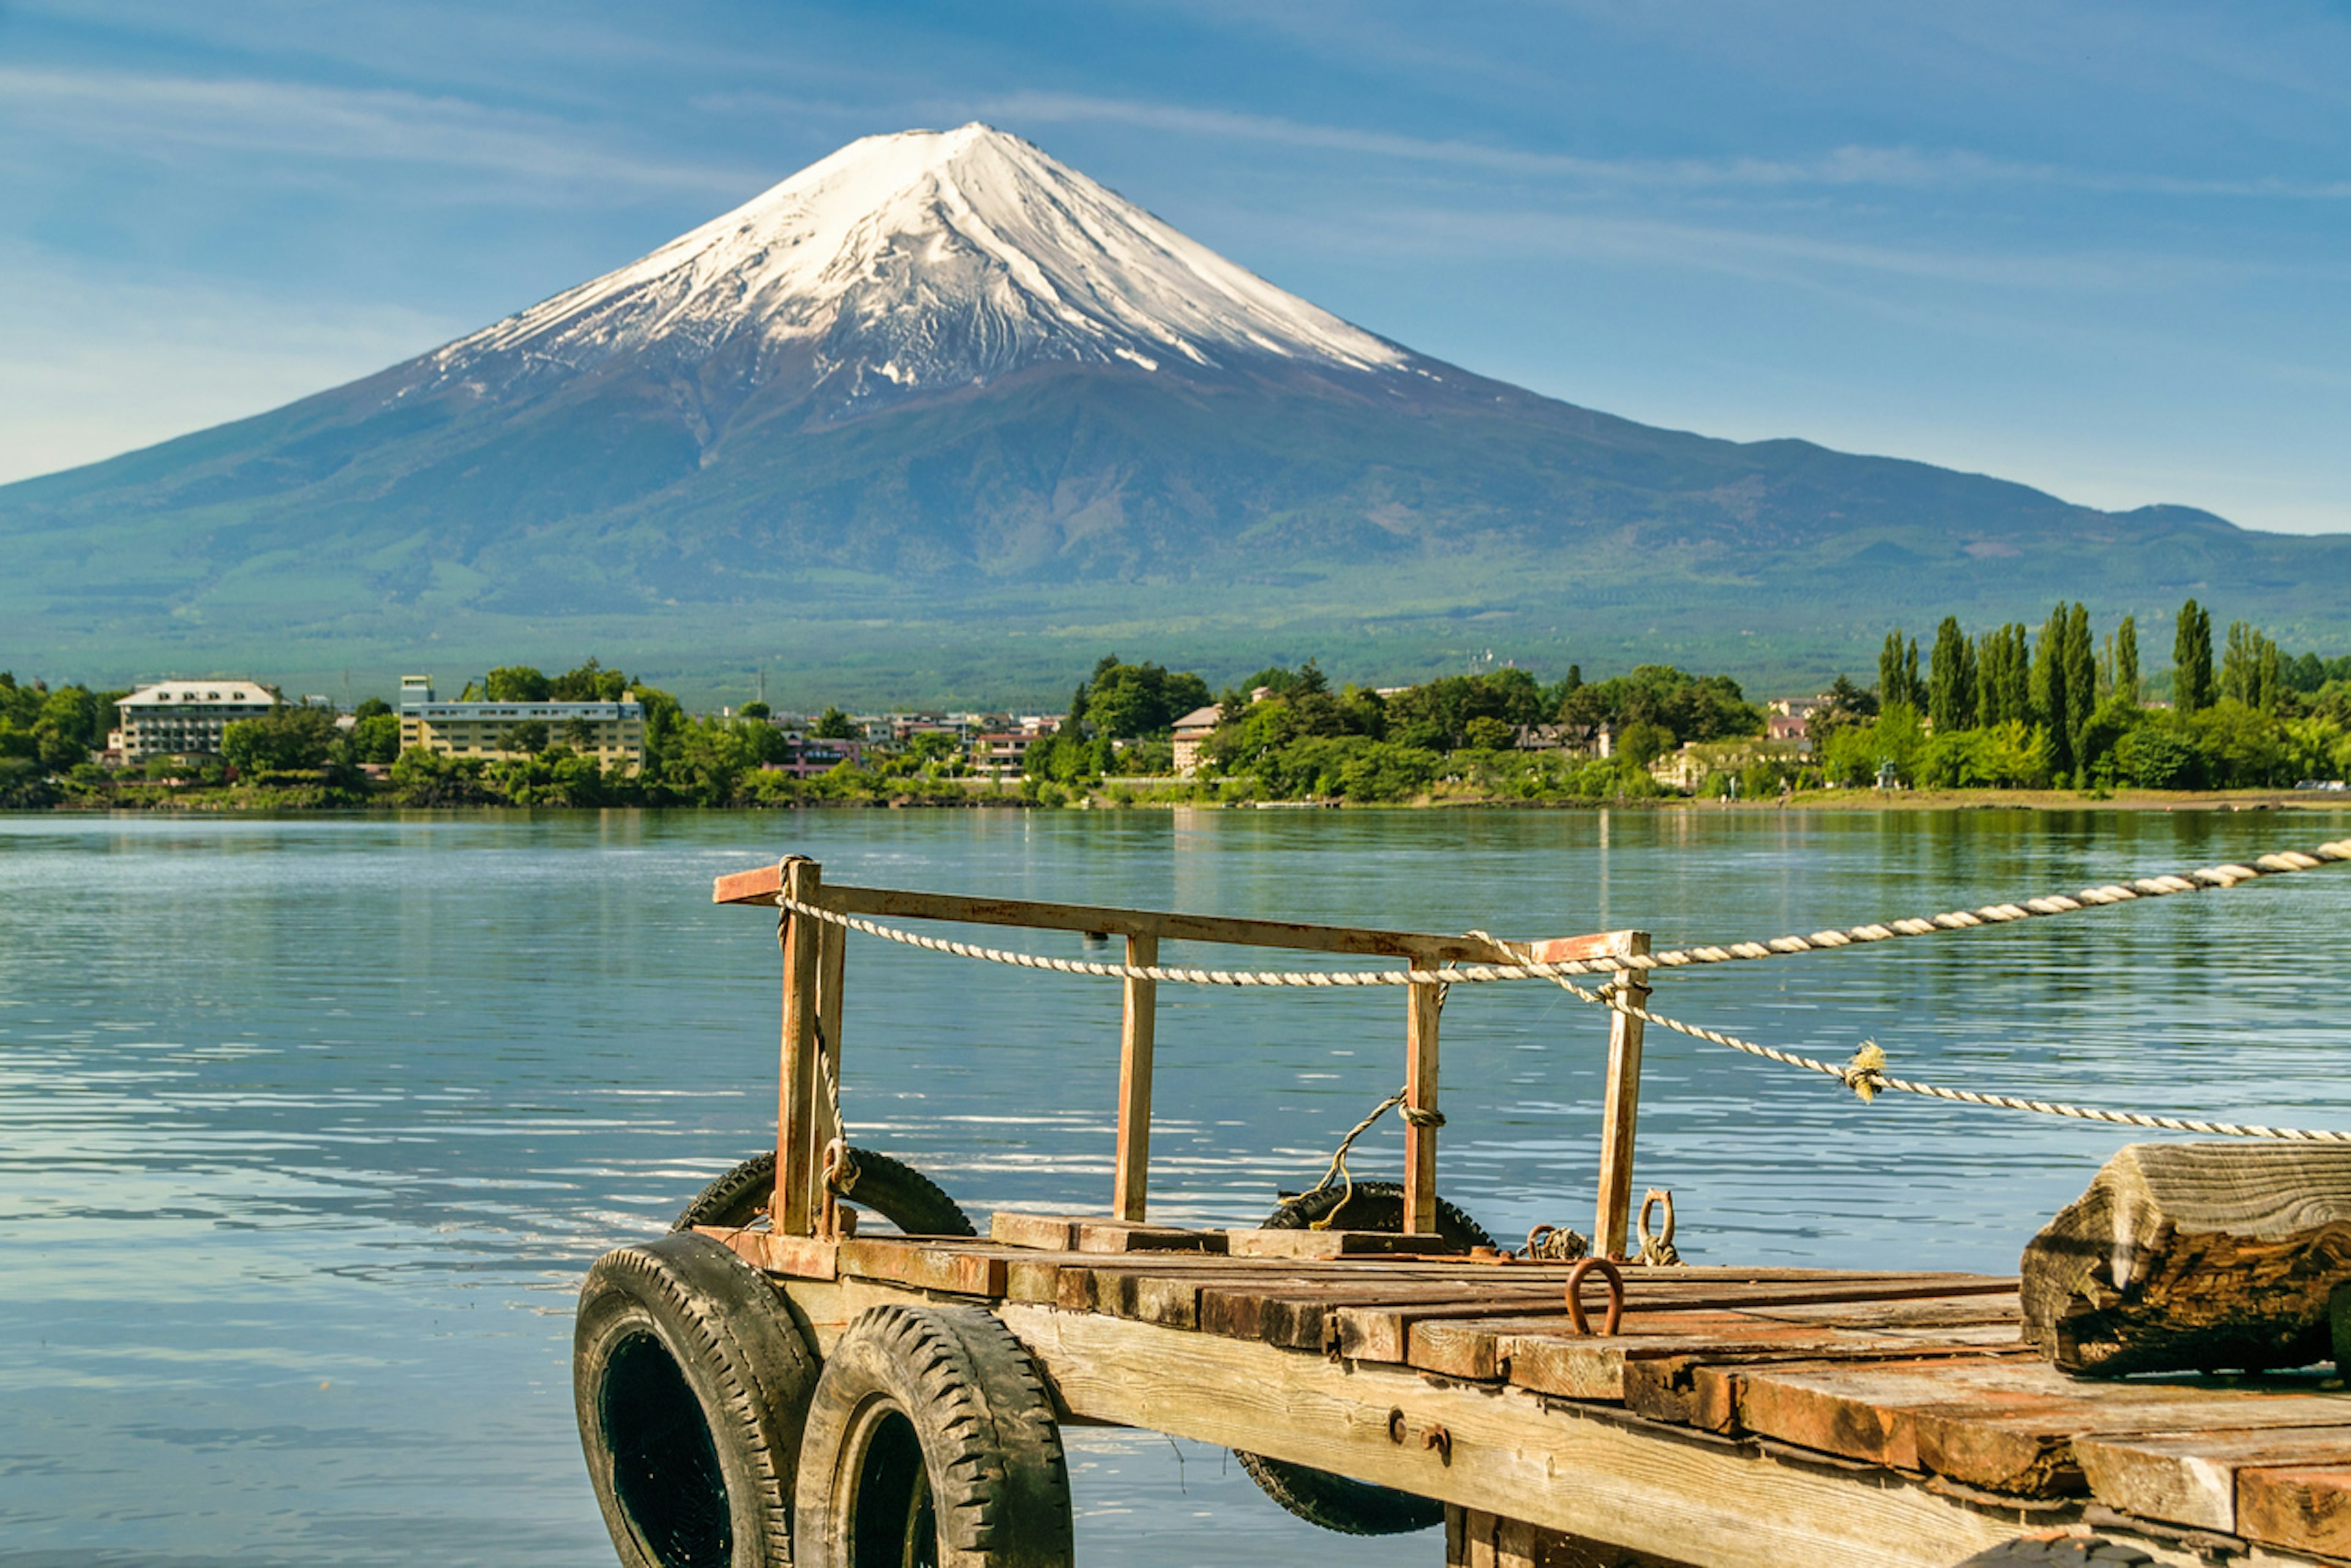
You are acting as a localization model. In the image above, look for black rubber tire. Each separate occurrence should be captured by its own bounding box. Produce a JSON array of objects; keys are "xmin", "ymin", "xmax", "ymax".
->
[
  {"xmin": 792, "ymin": 1302, "xmax": 1073, "ymax": 1568},
  {"xmin": 1235, "ymin": 1181, "xmax": 1495, "ymax": 1537},
  {"xmin": 575, "ymin": 1231, "xmax": 821, "ymax": 1568},
  {"xmin": 673, "ymin": 1148, "xmax": 978, "ymax": 1239},
  {"xmin": 1951, "ymin": 1538, "xmax": 2155, "ymax": 1566},
  {"xmin": 1258, "ymin": 1180, "xmax": 1496, "ymax": 1249}
]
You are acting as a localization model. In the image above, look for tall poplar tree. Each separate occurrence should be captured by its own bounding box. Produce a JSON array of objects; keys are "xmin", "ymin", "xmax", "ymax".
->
[
  {"xmin": 2115, "ymin": 614, "xmax": 2140, "ymax": 705},
  {"xmin": 1878, "ymin": 631, "xmax": 1920, "ymax": 711},
  {"xmin": 2173, "ymin": 599, "xmax": 2213, "ymax": 711},
  {"xmin": 2032, "ymin": 604, "xmax": 2074, "ymax": 776},
  {"xmin": 1928, "ymin": 617, "xmax": 1975, "ymax": 732},
  {"xmin": 2063, "ymin": 602, "xmax": 2096, "ymax": 769}
]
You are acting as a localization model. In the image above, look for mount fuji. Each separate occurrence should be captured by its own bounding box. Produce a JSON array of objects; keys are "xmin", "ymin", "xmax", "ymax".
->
[{"xmin": 3, "ymin": 124, "xmax": 2344, "ymax": 699}]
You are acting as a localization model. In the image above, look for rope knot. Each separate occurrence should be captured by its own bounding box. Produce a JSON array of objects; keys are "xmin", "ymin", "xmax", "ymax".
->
[
  {"xmin": 1399, "ymin": 1105, "xmax": 1446, "ymax": 1128},
  {"xmin": 1841, "ymin": 1041, "xmax": 1888, "ymax": 1103}
]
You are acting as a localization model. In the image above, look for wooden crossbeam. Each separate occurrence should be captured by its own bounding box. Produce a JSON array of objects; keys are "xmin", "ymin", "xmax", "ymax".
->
[{"xmin": 714, "ymin": 862, "xmax": 1621, "ymax": 967}]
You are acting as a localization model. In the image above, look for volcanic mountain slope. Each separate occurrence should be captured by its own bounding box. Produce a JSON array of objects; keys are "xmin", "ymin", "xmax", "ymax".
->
[{"xmin": 2, "ymin": 123, "xmax": 2344, "ymax": 694}]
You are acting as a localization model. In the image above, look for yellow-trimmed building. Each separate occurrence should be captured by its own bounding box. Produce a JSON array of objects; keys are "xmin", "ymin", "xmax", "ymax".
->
[{"xmin": 397, "ymin": 676, "xmax": 645, "ymax": 773}]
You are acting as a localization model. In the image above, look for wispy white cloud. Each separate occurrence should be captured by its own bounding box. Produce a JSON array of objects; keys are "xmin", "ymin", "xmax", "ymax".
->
[
  {"xmin": 0, "ymin": 66, "xmax": 767, "ymax": 200},
  {"xmin": 0, "ymin": 247, "xmax": 462, "ymax": 484},
  {"xmin": 981, "ymin": 91, "xmax": 2351, "ymax": 200}
]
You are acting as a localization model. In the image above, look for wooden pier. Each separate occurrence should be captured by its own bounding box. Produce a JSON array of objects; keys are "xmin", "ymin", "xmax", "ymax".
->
[{"xmin": 567, "ymin": 855, "xmax": 2351, "ymax": 1568}]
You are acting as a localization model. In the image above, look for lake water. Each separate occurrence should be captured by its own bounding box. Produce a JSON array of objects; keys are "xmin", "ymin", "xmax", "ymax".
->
[{"xmin": 4, "ymin": 806, "xmax": 2347, "ymax": 1566}]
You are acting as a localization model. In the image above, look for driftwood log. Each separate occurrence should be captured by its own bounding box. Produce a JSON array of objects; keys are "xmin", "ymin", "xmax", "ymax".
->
[{"xmin": 2022, "ymin": 1141, "xmax": 2351, "ymax": 1377}]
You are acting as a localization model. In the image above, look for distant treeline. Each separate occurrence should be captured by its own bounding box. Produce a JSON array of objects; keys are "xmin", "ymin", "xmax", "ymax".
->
[
  {"xmin": 8, "ymin": 616, "xmax": 2347, "ymax": 811},
  {"xmin": 1841, "ymin": 598, "xmax": 2351, "ymax": 790},
  {"xmin": 1018, "ymin": 655, "xmax": 1765, "ymax": 804}
]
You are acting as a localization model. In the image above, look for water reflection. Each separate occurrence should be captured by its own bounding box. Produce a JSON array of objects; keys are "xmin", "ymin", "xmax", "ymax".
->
[{"xmin": 2, "ymin": 808, "xmax": 2345, "ymax": 1564}]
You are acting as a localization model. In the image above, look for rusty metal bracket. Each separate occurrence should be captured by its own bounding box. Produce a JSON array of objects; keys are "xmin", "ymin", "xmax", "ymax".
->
[{"xmin": 1565, "ymin": 1256, "xmax": 1625, "ymax": 1336}]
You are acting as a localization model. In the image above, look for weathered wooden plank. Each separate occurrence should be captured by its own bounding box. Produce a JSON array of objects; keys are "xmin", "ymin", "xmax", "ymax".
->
[
  {"xmin": 1227, "ymin": 1228, "xmax": 1460, "ymax": 1259},
  {"xmin": 1641, "ymin": 1334, "xmax": 2033, "ymax": 1433},
  {"xmin": 989, "ymin": 1212, "xmax": 1081, "ymax": 1250},
  {"xmin": 1732, "ymin": 1357, "xmax": 2351, "ymax": 1497},
  {"xmin": 987, "ymin": 1212, "xmax": 1225, "ymax": 1254},
  {"xmin": 991, "ymin": 1302, "xmax": 2079, "ymax": 1568},
  {"xmin": 712, "ymin": 863, "xmax": 1550, "ymax": 964},
  {"xmin": 1005, "ymin": 1256, "xmax": 1062, "ymax": 1303},
  {"xmin": 2238, "ymin": 1463, "xmax": 2351, "ymax": 1557},
  {"xmin": 697, "ymin": 1226, "xmax": 839, "ymax": 1280},
  {"xmin": 2072, "ymin": 1426, "xmax": 2351, "ymax": 1533},
  {"xmin": 1415, "ymin": 1310, "xmax": 1790, "ymax": 1389},
  {"xmin": 1445, "ymin": 1505, "xmax": 1697, "ymax": 1568},
  {"xmin": 2022, "ymin": 1141, "xmax": 2351, "ymax": 1376},
  {"xmin": 838, "ymin": 1236, "xmax": 1008, "ymax": 1297},
  {"xmin": 1333, "ymin": 1278, "xmax": 2018, "ymax": 1366},
  {"xmin": 1744, "ymin": 1296, "xmax": 2020, "ymax": 1330}
]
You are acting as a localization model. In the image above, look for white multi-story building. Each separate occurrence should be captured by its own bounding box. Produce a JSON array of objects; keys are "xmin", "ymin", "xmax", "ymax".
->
[
  {"xmin": 110, "ymin": 680, "xmax": 283, "ymax": 760},
  {"xmin": 397, "ymin": 676, "xmax": 647, "ymax": 773}
]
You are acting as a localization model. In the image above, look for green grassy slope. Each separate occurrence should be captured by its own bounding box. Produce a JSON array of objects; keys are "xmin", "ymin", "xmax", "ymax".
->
[{"xmin": 2, "ymin": 351, "xmax": 2342, "ymax": 706}]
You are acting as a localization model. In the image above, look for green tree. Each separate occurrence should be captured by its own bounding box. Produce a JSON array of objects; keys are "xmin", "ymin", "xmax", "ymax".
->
[
  {"xmin": 1878, "ymin": 631, "xmax": 1920, "ymax": 711},
  {"xmin": 549, "ymin": 658, "xmax": 629, "ymax": 701},
  {"xmin": 2115, "ymin": 723, "xmax": 2207, "ymax": 789},
  {"xmin": 353, "ymin": 696, "xmax": 394, "ymax": 720},
  {"xmin": 347, "ymin": 712, "xmax": 401, "ymax": 763},
  {"xmin": 1927, "ymin": 617, "xmax": 1975, "ymax": 733},
  {"xmin": 1616, "ymin": 721, "xmax": 1672, "ymax": 768},
  {"xmin": 2219, "ymin": 621, "xmax": 2284, "ymax": 714},
  {"xmin": 738, "ymin": 700, "xmax": 771, "ymax": 720},
  {"xmin": 1079, "ymin": 657, "xmax": 1213, "ymax": 738},
  {"xmin": 2113, "ymin": 614, "xmax": 2140, "ymax": 705},
  {"xmin": 221, "ymin": 705, "xmax": 339, "ymax": 773},
  {"xmin": 506, "ymin": 719, "xmax": 550, "ymax": 755},
  {"xmin": 2063, "ymin": 602, "xmax": 2096, "ymax": 776},
  {"xmin": 30, "ymin": 685, "xmax": 104, "ymax": 771},
  {"xmin": 1974, "ymin": 623, "xmax": 2030, "ymax": 727},
  {"xmin": 1463, "ymin": 716, "xmax": 1516, "ymax": 751},
  {"xmin": 2173, "ymin": 599, "xmax": 2214, "ymax": 711},
  {"xmin": 482, "ymin": 666, "xmax": 552, "ymax": 702},
  {"xmin": 811, "ymin": 706, "xmax": 856, "ymax": 740}
]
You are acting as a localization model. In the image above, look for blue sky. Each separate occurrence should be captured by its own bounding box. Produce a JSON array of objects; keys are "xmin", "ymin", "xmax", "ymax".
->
[{"xmin": 3, "ymin": 0, "xmax": 2347, "ymax": 533}]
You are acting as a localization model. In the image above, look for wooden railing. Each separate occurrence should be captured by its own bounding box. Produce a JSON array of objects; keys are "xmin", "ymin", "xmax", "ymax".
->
[{"xmin": 715, "ymin": 857, "xmax": 1654, "ymax": 1255}]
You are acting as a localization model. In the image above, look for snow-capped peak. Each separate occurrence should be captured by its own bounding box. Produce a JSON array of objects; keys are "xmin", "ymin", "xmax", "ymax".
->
[{"xmin": 429, "ymin": 124, "xmax": 1408, "ymax": 408}]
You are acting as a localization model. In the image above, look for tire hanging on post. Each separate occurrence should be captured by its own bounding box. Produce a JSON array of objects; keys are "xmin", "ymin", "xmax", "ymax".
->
[
  {"xmin": 674, "ymin": 1147, "xmax": 977, "ymax": 1239},
  {"xmin": 1234, "ymin": 1180, "xmax": 1494, "ymax": 1536},
  {"xmin": 793, "ymin": 1302, "xmax": 1073, "ymax": 1568},
  {"xmin": 574, "ymin": 1231, "xmax": 820, "ymax": 1568}
]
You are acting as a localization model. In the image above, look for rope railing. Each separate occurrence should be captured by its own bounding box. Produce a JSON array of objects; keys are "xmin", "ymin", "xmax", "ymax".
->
[
  {"xmin": 770, "ymin": 838, "xmax": 2351, "ymax": 991},
  {"xmin": 1531, "ymin": 973, "xmax": 2351, "ymax": 1143},
  {"xmin": 767, "ymin": 837, "xmax": 2351, "ymax": 1142}
]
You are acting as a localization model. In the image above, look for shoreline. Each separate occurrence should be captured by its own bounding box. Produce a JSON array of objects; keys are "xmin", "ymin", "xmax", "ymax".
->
[{"xmin": 8, "ymin": 786, "xmax": 2345, "ymax": 817}]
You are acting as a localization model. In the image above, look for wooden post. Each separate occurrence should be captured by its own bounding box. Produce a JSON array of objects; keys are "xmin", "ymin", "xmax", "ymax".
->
[
  {"xmin": 1593, "ymin": 931, "xmax": 1651, "ymax": 1260},
  {"xmin": 1403, "ymin": 978, "xmax": 1443, "ymax": 1235},
  {"xmin": 776, "ymin": 857, "xmax": 824, "ymax": 1236},
  {"xmin": 1113, "ymin": 934, "xmax": 1158, "ymax": 1222}
]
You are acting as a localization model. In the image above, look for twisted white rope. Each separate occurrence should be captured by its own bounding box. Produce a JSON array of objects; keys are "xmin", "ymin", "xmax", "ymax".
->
[
  {"xmin": 770, "ymin": 839, "xmax": 2351, "ymax": 990},
  {"xmin": 768, "ymin": 839, "xmax": 2351, "ymax": 1141},
  {"xmin": 1548, "ymin": 974, "xmax": 2351, "ymax": 1142}
]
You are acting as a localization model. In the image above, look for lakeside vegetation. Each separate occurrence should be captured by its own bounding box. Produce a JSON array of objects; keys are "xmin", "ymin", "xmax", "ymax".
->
[{"xmin": 5, "ymin": 603, "xmax": 2347, "ymax": 812}]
